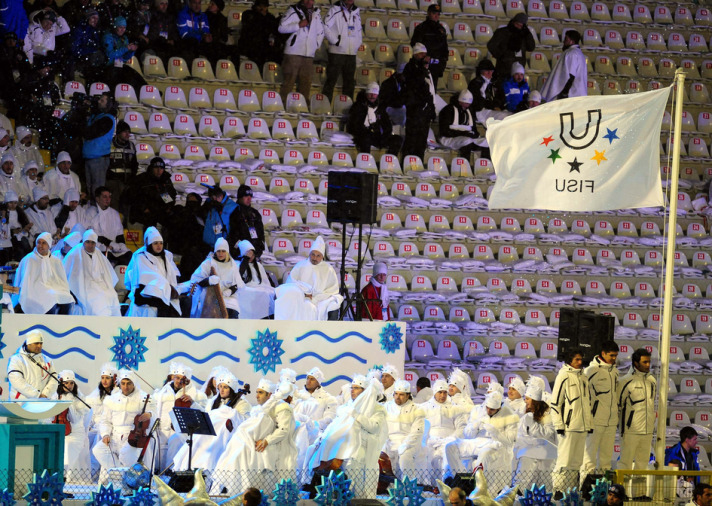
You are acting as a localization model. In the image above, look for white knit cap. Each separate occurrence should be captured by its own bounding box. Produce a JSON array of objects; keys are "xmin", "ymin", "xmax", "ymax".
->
[
  {"xmin": 36, "ymin": 232, "xmax": 52, "ymax": 246},
  {"xmin": 22, "ymin": 160, "xmax": 39, "ymax": 175},
  {"xmin": 1, "ymin": 153, "xmax": 15, "ymax": 167},
  {"xmin": 433, "ymin": 379, "xmax": 448, "ymax": 393},
  {"xmin": 118, "ymin": 369, "xmax": 134, "ymax": 382},
  {"xmin": 144, "ymin": 226, "xmax": 162, "ymax": 245},
  {"xmin": 82, "ymin": 229, "xmax": 98, "ymax": 243},
  {"xmin": 373, "ymin": 262, "xmax": 387, "ymax": 275},
  {"xmin": 542, "ymin": 391, "xmax": 552, "ymax": 405},
  {"xmin": 238, "ymin": 240, "xmax": 255, "ymax": 257},
  {"xmin": 56, "ymin": 151, "xmax": 72, "ymax": 165},
  {"xmin": 487, "ymin": 381, "xmax": 504, "ymax": 396},
  {"xmin": 306, "ymin": 366, "xmax": 325, "ymax": 385},
  {"xmin": 274, "ymin": 380, "xmax": 295, "ymax": 400},
  {"xmin": 366, "ymin": 82, "xmax": 380, "ymax": 95},
  {"xmin": 413, "ymin": 42, "xmax": 427, "ymax": 54},
  {"xmin": 170, "ymin": 361, "xmax": 192, "ymax": 378},
  {"xmin": 217, "ymin": 372, "xmax": 238, "ymax": 391},
  {"xmin": 381, "ymin": 363, "xmax": 399, "ymax": 380},
  {"xmin": 458, "ymin": 89, "xmax": 473, "ymax": 104},
  {"xmin": 100, "ymin": 362, "xmax": 118, "ymax": 377},
  {"xmin": 65, "ymin": 231, "xmax": 82, "ymax": 248},
  {"xmin": 279, "ymin": 368, "xmax": 297, "ymax": 384},
  {"xmin": 214, "ymin": 237, "xmax": 229, "ymax": 252},
  {"xmin": 485, "ymin": 391, "xmax": 503, "ymax": 409},
  {"xmin": 33, "ymin": 186, "xmax": 48, "ymax": 201},
  {"xmin": 511, "ymin": 62, "xmax": 525, "ymax": 76},
  {"xmin": 59, "ymin": 370, "xmax": 76, "ymax": 382},
  {"xmin": 394, "ymin": 379, "xmax": 411, "ymax": 394},
  {"xmin": 509, "ymin": 377, "xmax": 526, "ymax": 397},
  {"xmin": 352, "ymin": 374, "xmax": 368, "ymax": 388},
  {"xmin": 525, "ymin": 376, "xmax": 546, "ymax": 402},
  {"xmin": 257, "ymin": 378, "xmax": 275, "ymax": 393},
  {"xmin": 367, "ymin": 366, "xmax": 382, "ymax": 381},
  {"xmin": 310, "ymin": 236, "xmax": 326, "ymax": 256},
  {"xmin": 63, "ymin": 188, "xmax": 80, "ymax": 205},
  {"xmin": 15, "ymin": 126, "xmax": 31, "ymax": 142},
  {"xmin": 4, "ymin": 190, "xmax": 18, "ymax": 203},
  {"xmin": 25, "ymin": 329, "xmax": 43, "ymax": 345},
  {"xmin": 529, "ymin": 90, "xmax": 542, "ymax": 102},
  {"xmin": 448, "ymin": 368, "xmax": 467, "ymax": 393}
]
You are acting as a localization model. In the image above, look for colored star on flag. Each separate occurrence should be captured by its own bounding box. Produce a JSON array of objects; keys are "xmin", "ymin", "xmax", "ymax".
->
[
  {"xmin": 547, "ymin": 148, "xmax": 561, "ymax": 164},
  {"xmin": 567, "ymin": 158, "xmax": 583, "ymax": 173},
  {"xmin": 591, "ymin": 150, "xmax": 607, "ymax": 165},
  {"xmin": 540, "ymin": 136, "xmax": 554, "ymax": 147},
  {"xmin": 602, "ymin": 128, "xmax": 619, "ymax": 144}
]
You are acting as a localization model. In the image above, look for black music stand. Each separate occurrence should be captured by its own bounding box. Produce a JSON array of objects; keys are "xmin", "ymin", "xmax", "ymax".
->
[{"xmin": 168, "ymin": 407, "xmax": 215, "ymax": 492}]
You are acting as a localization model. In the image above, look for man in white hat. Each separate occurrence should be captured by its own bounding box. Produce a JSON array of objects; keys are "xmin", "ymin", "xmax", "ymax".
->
[
  {"xmin": 274, "ymin": 235, "xmax": 342, "ymax": 320},
  {"xmin": 528, "ymin": 90, "xmax": 542, "ymax": 108},
  {"xmin": 124, "ymin": 226, "xmax": 182, "ymax": 317},
  {"xmin": 44, "ymin": 152, "xmax": 82, "ymax": 205},
  {"xmin": 346, "ymin": 82, "xmax": 401, "ymax": 155},
  {"xmin": 300, "ymin": 367, "xmax": 337, "ymax": 430},
  {"xmin": 503, "ymin": 62, "xmax": 530, "ymax": 112},
  {"xmin": 0, "ymin": 153, "xmax": 22, "ymax": 202},
  {"xmin": 13, "ymin": 232, "xmax": 74, "ymax": 314},
  {"xmin": 7, "ymin": 329, "xmax": 57, "ymax": 399},
  {"xmin": 53, "ymin": 188, "xmax": 88, "ymax": 237},
  {"xmin": 382, "ymin": 379, "xmax": 427, "ymax": 479},
  {"xmin": 92, "ymin": 369, "xmax": 155, "ymax": 484},
  {"xmin": 381, "ymin": 363, "xmax": 400, "ymax": 401},
  {"xmin": 17, "ymin": 160, "xmax": 45, "ymax": 204},
  {"xmin": 62, "ymin": 228, "xmax": 122, "ymax": 316},
  {"xmin": 504, "ymin": 377, "xmax": 526, "ymax": 416},
  {"xmin": 438, "ymin": 88, "xmax": 483, "ymax": 160},
  {"xmin": 360, "ymin": 261, "xmax": 392, "ymax": 320},
  {"xmin": 0, "ymin": 128, "xmax": 10, "ymax": 156},
  {"xmin": 188, "ymin": 236, "xmax": 244, "ymax": 318},
  {"xmin": 402, "ymin": 41, "xmax": 436, "ymax": 162},
  {"xmin": 26, "ymin": 186, "xmax": 58, "ymax": 239},
  {"xmin": 236, "ymin": 239, "xmax": 275, "ymax": 319},
  {"xmin": 10, "ymin": 126, "xmax": 44, "ymax": 173},
  {"xmin": 85, "ymin": 186, "xmax": 132, "ymax": 266},
  {"xmin": 52, "ymin": 369, "xmax": 91, "ymax": 482},
  {"xmin": 1, "ymin": 189, "xmax": 33, "ymax": 261},
  {"xmin": 447, "ymin": 368, "xmax": 475, "ymax": 409}
]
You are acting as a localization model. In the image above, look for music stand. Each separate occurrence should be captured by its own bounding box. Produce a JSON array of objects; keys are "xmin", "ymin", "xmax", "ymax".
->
[{"xmin": 168, "ymin": 407, "xmax": 215, "ymax": 492}]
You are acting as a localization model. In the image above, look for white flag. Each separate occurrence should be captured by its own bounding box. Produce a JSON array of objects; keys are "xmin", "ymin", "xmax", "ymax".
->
[{"xmin": 486, "ymin": 87, "xmax": 671, "ymax": 212}]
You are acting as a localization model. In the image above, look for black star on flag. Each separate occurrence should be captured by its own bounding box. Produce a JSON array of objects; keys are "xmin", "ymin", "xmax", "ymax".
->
[{"xmin": 567, "ymin": 158, "xmax": 583, "ymax": 173}]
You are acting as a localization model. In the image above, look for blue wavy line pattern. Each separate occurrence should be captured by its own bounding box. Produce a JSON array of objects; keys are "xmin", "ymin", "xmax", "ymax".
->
[
  {"xmin": 291, "ymin": 352, "xmax": 367, "ymax": 365},
  {"xmin": 294, "ymin": 330, "xmax": 372, "ymax": 344},
  {"xmin": 75, "ymin": 373, "xmax": 88, "ymax": 384},
  {"xmin": 294, "ymin": 374, "xmax": 353, "ymax": 387},
  {"xmin": 19, "ymin": 325, "xmax": 101, "ymax": 340},
  {"xmin": 43, "ymin": 348, "xmax": 95, "ymax": 360},
  {"xmin": 160, "ymin": 351, "xmax": 241, "ymax": 365},
  {"xmin": 157, "ymin": 329, "xmax": 237, "ymax": 341}
]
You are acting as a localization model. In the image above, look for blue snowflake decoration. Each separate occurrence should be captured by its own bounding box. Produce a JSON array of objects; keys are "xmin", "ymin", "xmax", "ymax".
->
[
  {"xmin": 272, "ymin": 479, "xmax": 300, "ymax": 506},
  {"xmin": 258, "ymin": 490, "xmax": 269, "ymax": 506},
  {"xmin": 126, "ymin": 487, "xmax": 155, "ymax": 506},
  {"xmin": 385, "ymin": 479, "xmax": 407, "ymax": 506},
  {"xmin": 110, "ymin": 326, "xmax": 148, "ymax": 370},
  {"xmin": 559, "ymin": 487, "xmax": 583, "ymax": 506},
  {"xmin": 590, "ymin": 478, "xmax": 611, "ymax": 505},
  {"xmin": 519, "ymin": 484, "xmax": 553, "ymax": 506},
  {"xmin": 386, "ymin": 476, "xmax": 425, "ymax": 506},
  {"xmin": 314, "ymin": 471, "xmax": 354, "ymax": 506},
  {"xmin": 0, "ymin": 332, "xmax": 6, "ymax": 359},
  {"xmin": 86, "ymin": 483, "xmax": 125, "ymax": 506},
  {"xmin": 0, "ymin": 488, "xmax": 16, "ymax": 506},
  {"xmin": 247, "ymin": 328, "xmax": 285, "ymax": 375},
  {"xmin": 379, "ymin": 323, "xmax": 403, "ymax": 354},
  {"xmin": 23, "ymin": 470, "xmax": 67, "ymax": 506}
]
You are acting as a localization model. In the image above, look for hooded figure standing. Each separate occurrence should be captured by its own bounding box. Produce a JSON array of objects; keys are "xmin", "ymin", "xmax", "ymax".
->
[{"xmin": 486, "ymin": 12, "xmax": 535, "ymax": 83}]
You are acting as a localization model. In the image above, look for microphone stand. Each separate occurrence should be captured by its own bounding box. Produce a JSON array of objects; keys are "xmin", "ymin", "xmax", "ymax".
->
[{"xmin": 26, "ymin": 353, "xmax": 91, "ymax": 409}]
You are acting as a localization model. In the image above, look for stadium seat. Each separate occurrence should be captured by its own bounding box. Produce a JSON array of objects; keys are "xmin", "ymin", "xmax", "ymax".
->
[
  {"xmin": 233, "ymin": 146, "xmax": 253, "ymax": 161},
  {"xmin": 158, "ymin": 144, "xmax": 180, "ymax": 160},
  {"xmin": 405, "ymin": 213, "xmax": 427, "ymax": 233},
  {"xmin": 536, "ymin": 279, "xmax": 557, "ymax": 294},
  {"xmin": 332, "ymin": 151, "xmax": 353, "ymax": 167},
  {"xmin": 616, "ymin": 56, "xmax": 636, "ymax": 77},
  {"xmin": 452, "ymin": 22, "xmax": 474, "ymax": 43},
  {"xmin": 583, "ymin": 28, "xmax": 602, "ymax": 48},
  {"xmin": 164, "ymin": 86, "xmax": 188, "ymax": 108},
  {"xmin": 184, "ymin": 144, "xmax": 205, "ymax": 160},
  {"xmin": 283, "ymin": 150, "xmax": 305, "ymax": 165},
  {"xmin": 272, "ymin": 119, "xmax": 295, "ymax": 141},
  {"xmin": 114, "ymin": 83, "xmax": 138, "ymax": 105},
  {"xmin": 194, "ymin": 173, "xmax": 215, "ymax": 188},
  {"xmin": 142, "ymin": 55, "xmax": 166, "ymax": 77},
  {"xmin": 622, "ymin": 312, "xmax": 643, "ymax": 328},
  {"xmin": 487, "ymin": 277, "xmax": 507, "ymax": 293},
  {"xmin": 484, "ymin": 0, "xmax": 505, "ymax": 16},
  {"xmin": 262, "ymin": 62, "xmax": 282, "ymax": 84},
  {"xmin": 522, "ymin": 246, "xmax": 543, "ymax": 261},
  {"xmin": 569, "ymin": 1, "xmax": 589, "ymax": 19},
  {"xmin": 696, "ymin": 7, "xmax": 712, "ymax": 25},
  {"xmin": 174, "ymin": 114, "xmax": 197, "ymax": 136},
  {"xmin": 191, "ymin": 57, "xmax": 214, "ymax": 80},
  {"xmin": 610, "ymin": 281, "xmax": 631, "ymax": 298},
  {"xmin": 539, "ymin": 26, "xmax": 559, "ymax": 46},
  {"xmin": 247, "ymin": 118, "xmax": 270, "ymax": 139},
  {"xmin": 611, "ymin": 3, "xmax": 631, "ymax": 21},
  {"xmin": 208, "ymin": 146, "xmax": 229, "ymax": 160},
  {"xmin": 448, "ymin": 243, "xmax": 469, "ymax": 260},
  {"xmin": 198, "ymin": 115, "xmax": 221, "ymax": 137},
  {"xmin": 451, "ymin": 157, "xmax": 473, "ymax": 177},
  {"xmin": 135, "ymin": 143, "xmax": 155, "ymax": 162},
  {"xmin": 646, "ymin": 32, "xmax": 666, "ymax": 51},
  {"xmin": 235, "ymin": 89, "xmax": 260, "ymax": 113},
  {"xmin": 146, "ymin": 112, "xmax": 170, "ymax": 135},
  {"xmin": 474, "ymin": 24, "xmax": 493, "ymax": 45},
  {"xmin": 453, "ymin": 215, "xmax": 474, "ymax": 231},
  {"xmin": 667, "ymin": 32, "xmax": 687, "ymax": 52},
  {"xmin": 239, "ymin": 60, "xmax": 262, "ymax": 82},
  {"xmin": 215, "ymin": 59, "xmax": 238, "ymax": 82},
  {"xmin": 561, "ymin": 279, "xmax": 582, "ymax": 296},
  {"xmin": 167, "ymin": 56, "xmax": 190, "ymax": 79},
  {"xmin": 213, "ymin": 88, "xmax": 237, "ymax": 110},
  {"xmin": 138, "ymin": 84, "xmax": 162, "ymax": 108}
]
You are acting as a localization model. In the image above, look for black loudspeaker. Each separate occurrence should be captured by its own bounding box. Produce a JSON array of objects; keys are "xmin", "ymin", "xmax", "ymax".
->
[
  {"xmin": 327, "ymin": 171, "xmax": 378, "ymax": 224},
  {"xmin": 167, "ymin": 471, "xmax": 198, "ymax": 492},
  {"xmin": 449, "ymin": 473, "xmax": 476, "ymax": 495},
  {"xmin": 558, "ymin": 308, "xmax": 615, "ymax": 364}
]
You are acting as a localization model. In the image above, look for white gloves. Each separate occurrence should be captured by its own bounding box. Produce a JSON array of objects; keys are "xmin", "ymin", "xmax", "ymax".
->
[{"xmin": 208, "ymin": 275, "xmax": 220, "ymax": 285}]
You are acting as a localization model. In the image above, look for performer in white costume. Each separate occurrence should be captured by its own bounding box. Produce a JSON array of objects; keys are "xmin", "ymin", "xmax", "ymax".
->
[
  {"xmin": 52, "ymin": 369, "xmax": 91, "ymax": 483},
  {"xmin": 86, "ymin": 363, "xmax": 119, "ymax": 475},
  {"xmin": 381, "ymin": 363, "xmax": 399, "ymax": 401},
  {"xmin": 274, "ymin": 236, "xmax": 342, "ymax": 320},
  {"xmin": 504, "ymin": 377, "xmax": 526, "ymax": 416},
  {"xmin": 382, "ymin": 380, "xmax": 427, "ymax": 480},
  {"xmin": 7, "ymin": 329, "xmax": 56, "ymax": 399},
  {"xmin": 236, "ymin": 239, "xmax": 275, "ymax": 319},
  {"xmin": 189, "ymin": 237, "xmax": 244, "ymax": 318}
]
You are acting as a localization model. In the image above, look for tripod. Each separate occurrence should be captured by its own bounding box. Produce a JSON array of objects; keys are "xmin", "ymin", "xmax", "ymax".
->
[{"xmin": 338, "ymin": 221, "xmax": 373, "ymax": 321}]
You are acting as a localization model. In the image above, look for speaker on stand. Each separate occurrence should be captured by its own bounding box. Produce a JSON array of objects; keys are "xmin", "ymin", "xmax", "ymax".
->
[{"xmin": 558, "ymin": 308, "xmax": 615, "ymax": 364}]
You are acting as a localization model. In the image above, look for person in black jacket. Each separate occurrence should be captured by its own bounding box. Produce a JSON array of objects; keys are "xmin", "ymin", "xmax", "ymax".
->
[
  {"xmin": 486, "ymin": 13, "xmax": 535, "ymax": 84},
  {"xmin": 128, "ymin": 156, "xmax": 176, "ymax": 230},
  {"xmin": 0, "ymin": 32, "xmax": 33, "ymax": 120},
  {"xmin": 409, "ymin": 4, "xmax": 447, "ymax": 90},
  {"xmin": 402, "ymin": 43, "xmax": 435, "ymax": 162},
  {"xmin": 237, "ymin": 0, "xmax": 281, "ymax": 67},
  {"xmin": 438, "ymin": 89, "xmax": 481, "ymax": 160},
  {"xmin": 347, "ymin": 83, "xmax": 401, "ymax": 155},
  {"xmin": 467, "ymin": 58, "xmax": 508, "ymax": 124},
  {"xmin": 205, "ymin": 0, "xmax": 234, "ymax": 64},
  {"xmin": 126, "ymin": 0, "xmax": 152, "ymax": 56},
  {"xmin": 227, "ymin": 184, "xmax": 265, "ymax": 259},
  {"xmin": 107, "ymin": 120, "xmax": 137, "ymax": 213},
  {"xmin": 146, "ymin": 0, "xmax": 178, "ymax": 62},
  {"xmin": 379, "ymin": 62, "xmax": 406, "ymax": 134}
]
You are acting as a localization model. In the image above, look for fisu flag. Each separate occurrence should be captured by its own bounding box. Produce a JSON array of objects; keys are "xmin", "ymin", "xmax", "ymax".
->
[{"xmin": 486, "ymin": 86, "xmax": 671, "ymax": 212}]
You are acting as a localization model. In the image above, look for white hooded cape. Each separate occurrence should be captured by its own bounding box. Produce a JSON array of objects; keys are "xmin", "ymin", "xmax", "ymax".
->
[
  {"xmin": 14, "ymin": 248, "xmax": 73, "ymax": 313},
  {"xmin": 274, "ymin": 257, "xmax": 343, "ymax": 320},
  {"xmin": 124, "ymin": 247, "xmax": 181, "ymax": 316},
  {"xmin": 63, "ymin": 244, "xmax": 121, "ymax": 316}
]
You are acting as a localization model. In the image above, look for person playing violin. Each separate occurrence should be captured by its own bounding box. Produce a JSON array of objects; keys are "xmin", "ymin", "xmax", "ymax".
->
[
  {"xmin": 7, "ymin": 329, "xmax": 57, "ymax": 399},
  {"xmin": 51, "ymin": 370, "xmax": 91, "ymax": 483},
  {"xmin": 92, "ymin": 369, "xmax": 155, "ymax": 485}
]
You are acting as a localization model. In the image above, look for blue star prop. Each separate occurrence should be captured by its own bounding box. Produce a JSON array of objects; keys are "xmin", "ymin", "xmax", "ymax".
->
[
  {"xmin": 247, "ymin": 328, "xmax": 285, "ymax": 375},
  {"xmin": 126, "ymin": 487, "xmax": 155, "ymax": 506},
  {"xmin": 385, "ymin": 478, "xmax": 408, "ymax": 506},
  {"xmin": 86, "ymin": 483, "xmax": 125, "ymax": 506},
  {"xmin": 0, "ymin": 332, "xmax": 6, "ymax": 359},
  {"xmin": 520, "ymin": 484, "xmax": 553, "ymax": 506},
  {"xmin": 110, "ymin": 326, "xmax": 148, "ymax": 370},
  {"xmin": 272, "ymin": 479, "xmax": 300, "ymax": 506},
  {"xmin": 602, "ymin": 128, "xmax": 619, "ymax": 144},
  {"xmin": 0, "ymin": 488, "xmax": 16, "ymax": 506},
  {"xmin": 258, "ymin": 490, "xmax": 269, "ymax": 506},
  {"xmin": 590, "ymin": 478, "xmax": 611, "ymax": 505},
  {"xmin": 23, "ymin": 470, "xmax": 67, "ymax": 506},
  {"xmin": 386, "ymin": 476, "xmax": 426, "ymax": 506},
  {"xmin": 379, "ymin": 324, "xmax": 403, "ymax": 354},
  {"xmin": 559, "ymin": 487, "xmax": 583, "ymax": 506},
  {"xmin": 314, "ymin": 471, "xmax": 354, "ymax": 506}
]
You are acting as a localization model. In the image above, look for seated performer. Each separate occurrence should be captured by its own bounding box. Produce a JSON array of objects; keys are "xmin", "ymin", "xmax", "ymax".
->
[
  {"xmin": 7, "ymin": 329, "xmax": 57, "ymax": 399},
  {"xmin": 189, "ymin": 237, "xmax": 244, "ymax": 319},
  {"xmin": 52, "ymin": 369, "xmax": 91, "ymax": 483},
  {"xmin": 381, "ymin": 363, "xmax": 400, "ymax": 401},
  {"xmin": 382, "ymin": 380, "xmax": 427, "ymax": 479},
  {"xmin": 504, "ymin": 377, "xmax": 526, "ymax": 416},
  {"xmin": 361, "ymin": 261, "xmax": 392, "ymax": 321},
  {"xmin": 274, "ymin": 236, "xmax": 343, "ymax": 321},
  {"xmin": 124, "ymin": 226, "xmax": 181, "ymax": 317},
  {"xmin": 63, "ymin": 229, "xmax": 122, "ymax": 316},
  {"xmin": 237, "ymin": 239, "xmax": 275, "ymax": 319},
  {"xmin": 86, "ymin": 363, "xmax": 119, "ymax": 474}
]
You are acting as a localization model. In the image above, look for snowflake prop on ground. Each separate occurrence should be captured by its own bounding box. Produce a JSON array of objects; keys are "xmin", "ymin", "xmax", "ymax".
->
[
  {"xmin": 272, "ymin": 479, "xmax": 299, "ymax": 506},
  {"xmin": 520, "ymin": 484, "xmax": 553, "ymax": 506},
  {"xmin": 110, "ymin": 326, "xmax": 148, "ymax": 369},
  {"xmin": 314, "ymin": 471, "xmax": 354, "ymax": 506},
  {"xmin": 559, "ymin": 487, "xmax": 583, "ymax": 506},
  {"xmin": 86, "ymin": 483, "xmax": 125, "ymax": 506},
  {"xmin": 590, "ymin": 478, "xmax": 611, "ymax": 505},
  {"xmin": 126, "ymin": 487, "xmax": 155, "ymax": 506},
  {"xmin": 379, "ymin": 324, "xmax": 403, "ymax": 354},
  {"xmin": 247, "ymin": 328, "xmax": 285, "ymax": 374},
  {"xmin": 386, "ymin": 477, "xmax": 425, "ymax": 506},
  {"xmin": 0, "ymin": 488, "xmax": 15, "ymax": 506},
  {"xmin": 23, "ymin": 471, "xmax": 68, "ymax": 506}
]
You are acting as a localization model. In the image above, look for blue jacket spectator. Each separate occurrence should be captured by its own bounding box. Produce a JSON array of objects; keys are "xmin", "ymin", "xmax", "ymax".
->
[
  {"xmin": 0, "ymin": 0, "xmax": 29, "ymax": 39},
  {"xmin": 665, "ymin": 426, "xmax": 700, "ymax": 473},
  {"xmin": 103, "ymin": 16, "xmax": 135, "ymax": 65},
  {"xmin": 177, "ymin": 0, "xmax": 210, "ymax": 41},
  {"xmin": 203, "ymin": 185, "xmax": 237, "ymax": 247},
  {"xmin": 503, "ymin": 61, "xmax": 530, "ymax": 112}
]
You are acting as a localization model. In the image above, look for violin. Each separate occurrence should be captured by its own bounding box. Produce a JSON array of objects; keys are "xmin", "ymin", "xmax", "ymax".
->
[
  {"xmin": 174, "ymin": 376, "xmax": 192, "ymax": 409},
  {"xmin": 53, "ymin": 408, "xmax": 71, "ymax": 436},
  {"xmin": 127, "ymin": 394, "xmax": 151, "ymax": 448},
  {"xmin": 225, "ymin": 384, "xmax": 250, "ymax": 432},
  {"xmin": 124, "ymin": 418, "xmax": 161, "ymax": 490}
]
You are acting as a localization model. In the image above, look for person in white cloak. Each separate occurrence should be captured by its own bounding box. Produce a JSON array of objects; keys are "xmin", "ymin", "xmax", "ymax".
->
[
  {"xmin": 51, "ymin": 369, "xmax": 91, "ymax": 483},
  {"xmin": 53, "ymin": 189, "xmax": 88, "ymax": 236},
  {"xmin": 51, "ymin": 230, "xmax": 82, "ymax": 261},
  {"xmin": 16, "ymin": 160, "xmax": 45, "ymax": 204},
  {"xmin": 189, "ymin": 237, "xmax": 244, "ymax": 318},
  {"xmin": 513, "ymin": 377, "xmax": 556, "ymax": 491},
  {"xmin": 172, "ymin": 370, "xmax": 250, "ymax": 472},
  {"xmin": 152, "ymin": 362, "xmax": 208, "ymax": 470},
  {"xmin": 307, "ymin": 375, "xmax": 387, "ymax": 499},
  {"xmin": 13, "ymin": 232, "xmax": 74, "ymax": 314},
  {"xmin": 63, "ymin": 229, "xmax": 122, "ymax": 316},
  {"xmin": 383, "ymin": 380, "xmax": 428, "ymax": 480},
  {"xmin": 43, "ymin": 151, "xmax": 82, "ymax": 204},
  {"xmin": 274, "ymin": 236, "xmax": 343, "ymax": 320},
  {"xmin": 26, "ymin": 186, "xmax": 58, "ymax": 239},
  {"xmin": 236, "ymin": 239, "xmax": 275, "ymax": 319},
  {"xmin": 540, "ymin": 30, "xmax": 587, "ymax": 102},
  {"xmin": 7, "ymin": 329, "xmax": 57, "ymax": 399},
  {"xmin": 413, "ymin": 377, "xmax": 433, "ymax": 404},
  {"xmin": 381, "ymin": 363, "xmax": 400, "ymax": 401},
  {"xmin": 124, "ymin": 226, "xmax": 181, "ymax": 317},
  {"xmin": 86, "ymin": 363, "xmax": 119, "ymax": 476},
  {"xmin": 0, "ymin": 153, "xmax": 23, "ymax": 202},
  {"xmin": 504, "ymin": 378, "xmax": 526, "ymax": 416},
  {"xmin": 10, "ymin": 127, "xmax": 44, "ymax": 174},
  {"xmin": 85, "ymin": 186, "xmax": 132, "ymax": 266},
  {"xmin": 210, "ymin": 379, "xmax": 297, "ymax": 495}
]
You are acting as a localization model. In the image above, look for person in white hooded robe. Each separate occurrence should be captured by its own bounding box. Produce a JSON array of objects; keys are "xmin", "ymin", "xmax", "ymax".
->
[
  {"xmin": 51, "ymin": 369, "xmax": 91, "ymax": 483},
  {"xmin": 26, "ymin": 186, "xmax": 59, "ymax": 240},
  {"xmin": 236, "ymin": 239, "xmax": 275, "ymax": 319},
  {"xmin": 124, "ymin": 226, "xmax": 181, "ymax": 317},
  {"xmin": 274, "ymin": 235, "xmax": 343, "ymax": 320},
  {"xmin": 7, "ymin": 329, "xmax": 57, "ymax": 399},
  {"xmin": 540, "ymin": 30, "xmax": 587, "ymax": 102},
  {"xmin": 504, "ymin": 377, "xmax": 526, "ymax": 417},
  {"xmin": 382, "ymin": 379, "xmax": 428, "ymax": 480},
  {"xmin": 0, "ymin": 153, "xmax": 23, "ymax": 203},
  {"xmin": 43, "ymin": 151, "xmax": 82, "ymax": 203},
  {"xmin": 63, "ymin": 229, "xmax": 122, "ymax": 316},
  {"xmin": 10, "ymin": 126, "xmax": 44, "ymax": 173},
  {"xmin": 51, "ymin": 230, "xmax": 82, "ymax": 261},
  {"xmin": 16, "ymin": 160, "xmax": 45, "ymax": 204},
  {"xmin": 189, "ymin": 237, "xmax": 244, "ymax": 318},
  {"xmin": 53, "ymin": 189, "xmax": 88, "ymax": 236},
  {"xmin": 86, "ymin": 363, "xmax": 119, "ymax": 476},
  {"xmin": 381, "ymin": 363, "xmax": 400, "ymax": 402},
  {"xmin": 14, "ymin": 232, "xmax": 74, "ymax": 314}
]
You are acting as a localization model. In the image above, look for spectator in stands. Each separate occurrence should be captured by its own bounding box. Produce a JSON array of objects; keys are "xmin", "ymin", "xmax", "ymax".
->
[
  {"xmin": 10, "ymin": 126, "xmax": 43, "ymax": 172},
  {"xmin": 103, "ymin": 16, "xmax": 145, "ymax": 89},
  {"xmin": 347, "ymin": 82, "xmax": 401, "ymax": 156},
  {"xmin": 126, "ymin": 0, "xmax": 152, "ymax": 57},
  {"xmin": 0, "ymin": 153, "xmax": 23, "ymax": 202},
  {"xmin": 237, "ymin": 0, "xmax": 280, "ymax": 68},
  {"xmin": 97, "ymin": 0, "xmax": 128, "ymax": 31},
  {"xmin": 242, "ymin": 488, "xmax": 262, "ymax": 506},
  {"xmin": 21, "ymin": 54, "xmax": 61, "ymax": 149},
  {"xmin": 17, "ymin": 161, "xmax": 43, "ymax": 204},
  {"xmin": 147, "ymin": 0, "xmax": 178, "ymax": 62},
  {"xmin": 228, "ymin": 184, "xmax": 264, "ymax": 259},
  {"xmin": 409, "ymin": 4, "xmax": 447, "ymax": 89},
  {"xmin": 44, "ymin": 151, "xmax": 81, "ymax": 205},
  {"xmin": 413, "ymin": 376, "xmax": 431, "ymax": 404},
  {"xmin": 541, "ymin": 30, "xmax": 586, "ymax": 102},
  {"xmin": 189, "ymin": 237, "xmax": 244, "ymax": 319},
  {"xmin": 322, "ymin": 0, "xmax": 361, "ymax": 102},
  {"xmin": 1, "ymin": 191, "xmax": 33, "ymax": 260},
  {"xmin": 23, "ymin": 8, "xmax": 70, "ymax": 66},
  {"xmin": 204, "ymin": 0, "xmax": 231, "ymax": 63},
  {"xmin": 617, "ymin": 348, "xmax": 656, "ymax": 473},
  {"xmin": 86, "ymin": 186, "xmax": 132, "ymax": 265},
  {"xmin": 607, "ymin": 484, "xmax": 627, "ymax": 506},
  {"xmin": 486, "ymin": 13, "xmax": 534, "ymax": 84},
  {"xmin": 0, "ymin": 129, "xmax": 10, "ymax": 156},
  {"xmin": 0, "ymin": 32, "xmax": 32, "ymax": 119},
  {"xmin": 27, "ymin": 186, "xmax": 58, "ymax": 239},
  {"xmin": 402, "ymin": 42, "xmax": 435, "ymax": 162},
  {"xmin": 277, "ymin": 0, "xmax": 324, "ymax": 103},
  {"xmin": 360, "ymin": 260, "xmax": 392, "ymax": 321},
  {"xmin": 165, "ymin": 191, "xmax": 205, "ymax": 281},
  {"xmin": 69, "ymin": 9, "xmax": 104, "ymax": 83},
  {"xmin": 528, "ymin": 90, "xmax": 541, "ymax": 108},
  {"xmin": 0, "ymin": 0, "xmax": 29, "ymax": 41},
  {"xmin": 128, "ymin": 156, "xmax": 175, "ymax": 230},
  {"xmin": 379, "ymin": 62, "xmax": 406, "ymax": 135},
  {"xmin": 665, "ymin": 426, "xmax": 699, "ymax": 474},
  {"xmin": 468, "ymin": 58, "xmax": 508, "ymax": 124},
  {"xmin": 53, "ymin": 188, "xmax": 86, "ymax": 236},
  {"xmin": 107, "ymin": 120, "xmax": 136, "ymax": 213},
  {"xmin": 503, "ymin": 62, "xmax": 529, "ymax": 112},
  {"xmin": 62, "ymin": 0, "xmax": 93, "ymax": 28},
  {"xmin": 83, "ymin": 91, "xmax": 116, "ymax": 198},
  {"xmin": 236, "ymin": 240, "xmax": 274, "ymax": 319},
  {"xmin": 203, "ymin": 184, "xmax": 235, "ymax": 248},
  {"xmin": 687, "ymin": 483, "xmax": 712, "ymax": 506},
  {"xmin": 176, "ymin": 0, "xmax": 213, "ymax": 65},
  {"xmin": 438, "ymin": 89, "xmax": 482, "ymax": 160}
]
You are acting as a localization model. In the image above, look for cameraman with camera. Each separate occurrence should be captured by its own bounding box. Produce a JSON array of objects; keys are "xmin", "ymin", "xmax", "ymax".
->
[
  {"xmin": 409, "ymin": 4, "xmax": 447, "ymax": 90},
  {"xmin": 82, "ymin": 91, "xmax": 116, "ymax": 199}
]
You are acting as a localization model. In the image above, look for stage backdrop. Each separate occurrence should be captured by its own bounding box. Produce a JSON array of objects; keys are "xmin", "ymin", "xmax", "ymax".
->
[{"xmin": 0, "ymin": 315, "xmax": 406, "ymax": 396}]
